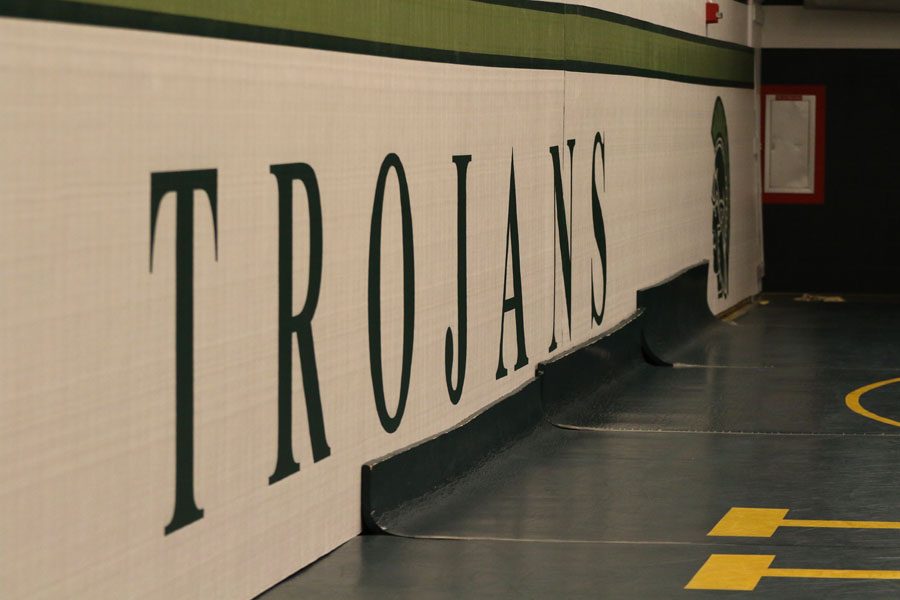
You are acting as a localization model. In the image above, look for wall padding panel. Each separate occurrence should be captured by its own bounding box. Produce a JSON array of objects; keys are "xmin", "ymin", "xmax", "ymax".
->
[{"xmin": 0, "ymin": 1, "xmax": 760, "ymax": 597}]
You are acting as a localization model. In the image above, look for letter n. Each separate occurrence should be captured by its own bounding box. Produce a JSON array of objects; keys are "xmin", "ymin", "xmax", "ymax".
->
[{"xmin": 549, "ymin": 139, "xmax": 575, "ymax": 352}]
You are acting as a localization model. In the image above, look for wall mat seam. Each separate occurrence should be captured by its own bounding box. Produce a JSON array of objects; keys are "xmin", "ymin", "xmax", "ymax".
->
[{"xmin": 0, "ymin": 0, "xmax": 754, "ymax": 88}]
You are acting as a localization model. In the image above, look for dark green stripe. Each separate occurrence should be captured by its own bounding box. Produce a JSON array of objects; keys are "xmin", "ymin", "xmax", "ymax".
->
[
  {"xmin": 0, "ymin": 0, "xmax": 754, "ymax": 88},
  {"xmin": 479, "ymin": 1, "xmax": 753, "ymax": 54}
]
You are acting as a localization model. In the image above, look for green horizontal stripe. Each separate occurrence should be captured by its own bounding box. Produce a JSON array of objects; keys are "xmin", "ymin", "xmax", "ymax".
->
[
  {"xmin": 3, "ymin": 0, "xmax": 754, "ymax": 87},
  {"xmin": 566, "ymin": 12, "xmax": 753, "ymax": 85},
  {"xmin": 59, "ymin": 0, "xmax": 569, "ymax": 59}
]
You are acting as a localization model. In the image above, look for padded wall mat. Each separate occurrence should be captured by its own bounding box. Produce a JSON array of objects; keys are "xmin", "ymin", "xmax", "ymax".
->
[
  {"xmin": 639, "ymin": 263, "xmax": 900, "ymax": 368},
  {"xmin": 371, "ymin": 426, "xmax": 900, "ymax": 548},
  {"xmin": 264, "ymin": 274, "xmax": 900, "ymax": 598},
  {"xmin": 542, "ymin": 312, "xmax": 900, "ymax": 434},
  {"xmin": 262, "ymin": 536, "xmax": 900, "ymax": 599},
  {"xmin": 736, "ymin": 294, "xmax": 900, "ymax": 331},
  {"xmin": 552, "ymin": 364, "xmax": 900, "ymax": 434}
]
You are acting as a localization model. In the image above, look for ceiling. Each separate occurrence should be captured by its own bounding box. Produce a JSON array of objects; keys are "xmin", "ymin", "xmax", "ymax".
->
[{"xmin": 762, "ymin": 0, "xmax": 900, "ymax": 12}]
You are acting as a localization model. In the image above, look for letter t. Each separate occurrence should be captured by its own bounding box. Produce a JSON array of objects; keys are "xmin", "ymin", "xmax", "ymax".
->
[{"xmin": 150, "ymin": 169, "xmax": 218, "ymax": 535}]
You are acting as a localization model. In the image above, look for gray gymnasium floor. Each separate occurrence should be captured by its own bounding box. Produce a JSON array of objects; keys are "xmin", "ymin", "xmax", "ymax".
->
[{"xmin": 261, "ymin": 293, "xmax": 900, "ymax": 598}]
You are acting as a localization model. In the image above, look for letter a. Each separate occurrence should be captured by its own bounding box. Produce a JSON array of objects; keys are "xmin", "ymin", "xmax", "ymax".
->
[{"xmin": 496, "ymin": 152, "xmax": 528, "ymax": 379}]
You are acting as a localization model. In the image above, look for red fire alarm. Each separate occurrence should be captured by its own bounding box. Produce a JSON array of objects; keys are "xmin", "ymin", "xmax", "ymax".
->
[{"xmin": 706, "ymin": 2, "xmax": 722, "ymax": 24}]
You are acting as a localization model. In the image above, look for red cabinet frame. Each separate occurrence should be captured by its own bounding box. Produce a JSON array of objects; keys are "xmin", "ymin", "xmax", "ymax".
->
[{"xmin": 761, "ymin": 84, "xmax": 826, "ymax": 205}]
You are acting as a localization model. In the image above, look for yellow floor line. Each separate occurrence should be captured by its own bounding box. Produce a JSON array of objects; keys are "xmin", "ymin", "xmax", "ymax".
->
[{"xmin": 845, "ymin": 378, "xmax": 900, "ymax": 428}]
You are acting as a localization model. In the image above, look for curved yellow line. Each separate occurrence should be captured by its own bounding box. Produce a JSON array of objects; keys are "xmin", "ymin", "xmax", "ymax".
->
[{"xmin": 845, "ymin": 378, "xmax": 900, "ymax": 428}]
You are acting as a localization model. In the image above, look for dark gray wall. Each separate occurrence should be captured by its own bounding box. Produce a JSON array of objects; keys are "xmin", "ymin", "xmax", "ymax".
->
[{"xmin": 762, "ymin": 49, "xmax": 900, "ymax": 292}]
